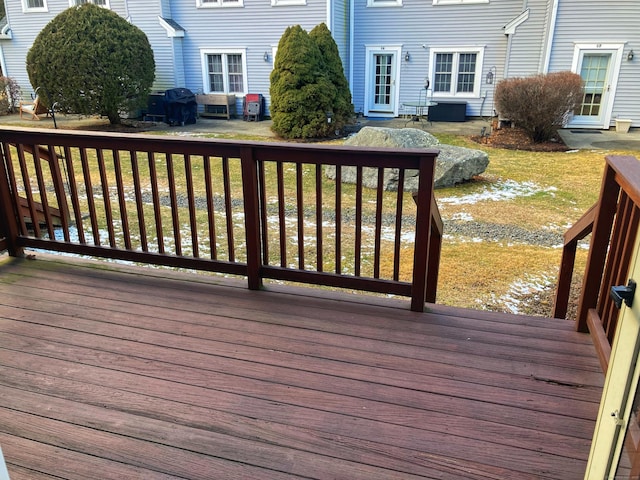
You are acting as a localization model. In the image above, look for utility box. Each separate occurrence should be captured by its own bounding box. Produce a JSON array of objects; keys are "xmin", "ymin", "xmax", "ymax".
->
[{"xmin": 428, "ymin": 101, "xmax": 467, "ymax": 122}]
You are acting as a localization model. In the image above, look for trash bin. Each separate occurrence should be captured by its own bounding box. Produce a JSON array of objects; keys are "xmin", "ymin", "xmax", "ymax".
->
[{"xmin": 164, "ymin": 88, "xmax": 197, "ymax": 126}]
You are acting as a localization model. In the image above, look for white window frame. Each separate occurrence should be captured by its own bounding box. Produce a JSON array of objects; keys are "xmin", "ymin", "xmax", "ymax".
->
[
  {"xmin": 367, "ymin": 0, "xmax": 402, "ymax": 7},
  {"xmin": 428, "ymin": 46, "xmax": 484, "ymax": 98},
  {"xmin": 271, "ymin": 0, "xmax": 306, "ymax": 5},
  {"xmin": 433, "ymin": 0, "xmax": 488, "ymax": 5},
  {"xmin": 69, "ymin": 0, "xmax": 110, "ymax": 7},
  {"xmin": 22, "ymin": 0, "xmax": 48, "ymax": 13},
  {"xmin": 197, "ymin": 0, "xmax": 244, "ymax": 8},
  {"xmin": 200, "ymin": 49, "xmax": 248, "ymax": 95}
]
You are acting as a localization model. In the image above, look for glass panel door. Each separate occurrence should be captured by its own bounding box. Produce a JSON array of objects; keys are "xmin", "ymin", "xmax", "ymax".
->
[
  {"xmin": 571, "ymin": 51, "xmax": 613, "ymax": 128},
  {"xmin": 370, "ymin": 53, "xmax": 396, "ymax": 113}
]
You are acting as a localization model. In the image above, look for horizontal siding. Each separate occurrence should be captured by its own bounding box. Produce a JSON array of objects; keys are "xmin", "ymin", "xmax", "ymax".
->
[
  {"xmin": 352, "ymin": 0, "xmax": 520, "ymax": 117},
  {"xmin": 171, "ymin": 0, "xmax": 330, "ymax": 116},
  {"xmin": 505, "ymin": 0, "xmax": 548, "ymax": 77},
  {"xmin": 549, "ymin": 0, "xmax": 640, "ymax": 127},
  {"xmin": 0, "ymin": 1, "xmax": 151, "ymax": 99},
  {"xmin": 332, "ymin": 0, "xmax": 350, "ymax": 82}
]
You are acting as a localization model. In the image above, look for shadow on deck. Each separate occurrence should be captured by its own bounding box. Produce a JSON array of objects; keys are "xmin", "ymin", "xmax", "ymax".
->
[{"xmin": 0, "ymin": 254, "xmax": 602, "ymax": 479}]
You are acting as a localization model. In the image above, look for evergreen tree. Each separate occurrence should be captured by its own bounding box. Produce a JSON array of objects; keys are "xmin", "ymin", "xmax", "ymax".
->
[
  {"xmin": 270, "ymin": 25, "xmax": 349, "ymax": 139},
  {"xmin": 26, "ymin": 4, "xmax": 155, "ymax": 124},
  {"xmin": 309, "ymin": 23, "xmax": 354, "ymax": 130}
]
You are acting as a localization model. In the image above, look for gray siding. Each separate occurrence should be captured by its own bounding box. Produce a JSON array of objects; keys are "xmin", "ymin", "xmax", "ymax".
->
[
  {"xmin": 548, "ymin": 0, "xmax": 640, "ymax": 127},
  {"xmin": 332, "ymin": 0, "xmax": 350, "ymax": 82},
  {"xmin": 0, "ymin": 1, "xmax": 168, "ymax": 100},
  {"xmin": 170, "ymin": 0, "xmax": 330, "ymax": 116},
  {"xmin": 352, "ymin": 0, "xmax": 520, "ymax": 117},
  {"xmin": 505, "ymin": 0, "xmax": 548, "ymax": 77}
]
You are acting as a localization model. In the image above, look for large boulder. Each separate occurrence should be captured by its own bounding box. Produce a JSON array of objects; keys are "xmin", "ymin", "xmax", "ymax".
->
[{"xmin": 326, "ymin": 126, "xmax": 488, "ymax": 190}]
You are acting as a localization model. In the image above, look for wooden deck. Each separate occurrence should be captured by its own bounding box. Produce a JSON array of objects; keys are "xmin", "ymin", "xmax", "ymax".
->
[{"xmin": 0, "ymin": 254, "xmax": 603, "ymax": 479}]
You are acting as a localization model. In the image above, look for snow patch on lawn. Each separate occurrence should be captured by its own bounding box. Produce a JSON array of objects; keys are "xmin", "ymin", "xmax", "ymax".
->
[{"xmin": 438, "ymin": 180, "xmax": 557, "ymax": 206}]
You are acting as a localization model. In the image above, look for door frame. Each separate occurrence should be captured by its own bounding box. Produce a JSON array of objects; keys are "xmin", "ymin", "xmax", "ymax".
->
[
  {"xmin": 568, "ymin": 43, "xmax": 624, "ymax": 129},
  {"xmin": 585, "ymin": 231, "xmax": 640, "ymax": 478},
  {"xmin": 364, "ymin": 45, "xmax": 402, "ymax": 118}
]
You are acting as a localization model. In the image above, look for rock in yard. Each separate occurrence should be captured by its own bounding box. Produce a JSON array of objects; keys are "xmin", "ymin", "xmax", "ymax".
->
[{"xmin": 325, "ymin": 126, "xmax": 488, "ymax": 190}]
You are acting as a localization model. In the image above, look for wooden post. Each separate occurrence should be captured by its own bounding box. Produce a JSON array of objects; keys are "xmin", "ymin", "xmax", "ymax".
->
[
  {"xmin": 411, "ymin": 154, "xmax": 436, "ymax": 312},
  {"xmin": 0, "ymin": 143, "xmax": 23, "ymax": 256},
  {"xmin": 240, "ymin": 146, "xmax": 263, "ymax": 290}
]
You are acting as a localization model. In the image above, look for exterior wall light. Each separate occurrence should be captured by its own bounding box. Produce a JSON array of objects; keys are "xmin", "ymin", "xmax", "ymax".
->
[
  {"xmin": 404, "ymin": 52, "xmax": 410, "ymax": 62},
  {"xmin": 628, "ymin": 50, "xmax": 634, "ymax": 61},
  {"xmin": 264, "ymin": 51, "xmax": 269, "ymax": 62}
]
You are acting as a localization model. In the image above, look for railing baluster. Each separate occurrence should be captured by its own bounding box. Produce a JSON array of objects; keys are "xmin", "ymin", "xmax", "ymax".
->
[
  {"xmin": 222, "ymin": 156, "xmax": 234, "ymax": 262},
  {"xmin": 16, "ymin": 145, "xmax": 41, "ymax": 238},
  {"xmin": 316, "ymin": 164, "xmax": 323, "ymax": 273},
  {"xmin": 166, "ymin": 152, "xmax": 182, "ymax": 256},
  {"xmin": 80, "ymin": 148, "xmax": 100, "ymax": 245},
  {"xmin": 46, "ymin": 144, "xmax": 71, "ymax": 242},
  {"xmin": 258, "ymin": 159, "xmax": 268, "ymax": 264},
  {"xmin": 203, "ymin": 155, "xmax": 217, "ymax": 260},
  {"xmin": 354, "ymin": 166, "xmax": 363, "ymax": 277},
  {"xmin": 184, "ymin": 154, "xmax": 199, "ymax": 258},
  {"xmin": 296, "ymin": 163, "xmax": 304, "ymax": 270},
  {"xmin": 31, "ymin": 143, "xmax": 55, "ymax": 240},
  {"xmin": 277, "ymin": 161, "xmax": 286, "ymax": 267},
  {"xmin": 63, "ymin": 146, "xmax": 85, "ymax": 244},
  {"xmin": 147, "ymin": 151, "xmax": 164, "ymax": 254},
  {"xmin": 130, "ymin": 150, "xmax": 148, "ymax": 252},
  {"xmin": 97, "ymin": 148, "xmax": 116, "ymax": 248},
  {"xmin": 373, "ymin": 167, "xmax": 384, "ymax": 279},
  {"xmin": 113, "ymin": 149, "xmax": 131, "ymax": 250},
  {"xmin": 393, "ymin": 169, "xmax": 405, "ymax": 281},
  {"xmin": 335, "ymin": 164, "xmax": 342, "ymax": 275}
]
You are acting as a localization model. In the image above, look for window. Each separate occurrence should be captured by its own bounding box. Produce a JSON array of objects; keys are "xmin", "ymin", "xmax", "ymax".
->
[
  {"xmin": 23, "ymin": 0, "xmax": 47, "ymax": 12},
  {"xmin": 70, "ymin": 0, "xmax": 109, "ymax": 6},
  {"xmin": 201, "ymin": 50, "xmax": 247, "ymax": 94},
  {"xmin": 197, "ymin": 0, "xmax": 243, "ymax": 8},
  {"xmin": 367, "ymin": 0, "xmax": 402, "ymax": 7},
  {"xmin": 430, "ymin": 47, "xmax": 484, "ymax": 97}
]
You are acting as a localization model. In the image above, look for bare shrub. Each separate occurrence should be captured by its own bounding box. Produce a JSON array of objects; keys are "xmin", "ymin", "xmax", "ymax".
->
[
  {"xmin": 495, "ymin": 71, "xmax": 583, "ymax": 143},
  {"xmin": 0, "ymin": 77, "xmax": 21, "ymax": 115}
]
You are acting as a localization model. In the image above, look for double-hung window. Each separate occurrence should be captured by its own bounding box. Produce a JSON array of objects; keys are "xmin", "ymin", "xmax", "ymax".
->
[
  {"xmin": 23, "ymin": 0, "xmax": 47, "ymax": 12},
  {"xmin": 201, "ymin": 50, "xmax": 247, "ymax": 94},
  {"xmin": 197, "ymin": 0, "xmax": 244, "ymax": 8},
  {"xmin": 430, "ymin": 47, "xmax": 484, "ymax": 97}
]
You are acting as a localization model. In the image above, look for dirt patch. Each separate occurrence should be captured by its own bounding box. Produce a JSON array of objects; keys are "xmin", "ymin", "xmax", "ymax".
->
[
  {"xmin": 67, "ymin": 119, "xmax": 157, "ymax": 133},
  {"xmin": 471, "ymin": 123, "xmax": 569, "ymax": 152}
]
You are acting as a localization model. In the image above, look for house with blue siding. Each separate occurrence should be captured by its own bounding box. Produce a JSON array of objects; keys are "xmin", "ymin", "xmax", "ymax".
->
[{"xmin": 0, "ymin": 0, "xmax": 637, "ymax": 129}]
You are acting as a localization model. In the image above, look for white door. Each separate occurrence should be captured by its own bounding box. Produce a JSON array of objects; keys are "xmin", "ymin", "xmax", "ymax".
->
[
  {"xmin": 569, "ymin": 44, "xmax": 623, "ymax": 129},
  {"xmin": 585, "ymin": 231, "xmax": 640, "ymax": 478},
  {"xmin": 365, "ymin": 47, "xmax": 401, "ymax": 117}
]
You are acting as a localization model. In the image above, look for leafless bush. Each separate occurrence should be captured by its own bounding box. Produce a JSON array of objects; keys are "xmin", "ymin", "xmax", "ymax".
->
[
  {"xmin": 495, "ymin": 71, "xmax": 583, "ymax": 143},
  {"xmin": 0, "ymin": 76, "xmax": 22, "ymax": 115}
]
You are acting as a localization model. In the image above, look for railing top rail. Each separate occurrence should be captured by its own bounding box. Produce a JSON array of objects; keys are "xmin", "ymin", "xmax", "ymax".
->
[
  {"xmin": 607, "ymin": 155, "xmax": 640, "ymax": 207},
  {"xmin": 0, "ymin": 126, "xmax": 439, "ymax": 168}
]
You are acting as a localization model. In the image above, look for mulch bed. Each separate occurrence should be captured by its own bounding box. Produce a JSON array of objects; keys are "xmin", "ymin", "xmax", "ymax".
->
[{"xmin": 470, "ymin": 123, "xmax": 569, "ymax": 152}]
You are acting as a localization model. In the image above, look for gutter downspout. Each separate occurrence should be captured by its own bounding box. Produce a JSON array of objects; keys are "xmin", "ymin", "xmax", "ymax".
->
[
  {"xmin": 541, "ymin": 0, "xmax": 559, "ymax": 73},
  {"xmin": 348, "ymin": 0, "xmax": 354, "ymax": 97}
]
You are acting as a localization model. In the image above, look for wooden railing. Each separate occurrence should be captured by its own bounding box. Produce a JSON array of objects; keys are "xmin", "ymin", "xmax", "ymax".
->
[
  {"xmin": 554, "ymin": 155, "xmax": 640, "ymax": 372},
  {"xmin": 0, "ymin": 126, "xmax": 441, "ymax": 311}
]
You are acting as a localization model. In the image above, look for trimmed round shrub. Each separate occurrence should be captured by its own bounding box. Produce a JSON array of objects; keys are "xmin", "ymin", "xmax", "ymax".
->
[
  {"xmin": 26, "ymin": 4, "xmax": 155, "ymax": 124},
  {"xmin": 495, "ymin": 71, "xmax": 583, "ymax": 143}
]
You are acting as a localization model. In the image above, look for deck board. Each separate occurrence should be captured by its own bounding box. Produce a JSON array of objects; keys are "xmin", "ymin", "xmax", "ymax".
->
[{"xmin": 0, "ymin": 254, "xmax": 604, "ymax": 479}]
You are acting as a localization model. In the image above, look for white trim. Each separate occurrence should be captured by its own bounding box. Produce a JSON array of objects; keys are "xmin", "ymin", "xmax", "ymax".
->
[
  {"xmin": 158, "ymin": 17, "xmax": 185, "ymax": 37},
  {"xmin": 503, "ymin": 9, "xmax": 529, "ymax": 35},
  {"xmin": 22, "ymin": 0, "xmax": 48, "ymax": 13},
  {"xmin": 428, "ymin": 46, "xmax": 485, "ymax": 98},
  {"xmin": 432, "ymin": 0, "xmax": 488, "ymax": 4},
  {"xmin": 540, "ymin": 0, "xmax": 559, "ymax": 73},
  {"xmin": 568, "ymin": 43, "xmax": 625, "ymax": 129},
  {"xmin": 271, "ymin": 0, "xmax": 306, "ymax": 6},
  {"xmin": 367, "ymin": 0, "xmax": 402, "ymax": 7},
  {"xmin": 200, "ymin": 48, "xmax": 248, "ymax": 95},
  {"xmin": 196, "ymin": 0, "xmax": 243, "ymax": 8},
  {"xmin": 364, "ymin": 45, "xmax": 402, "ymax": 117}
]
